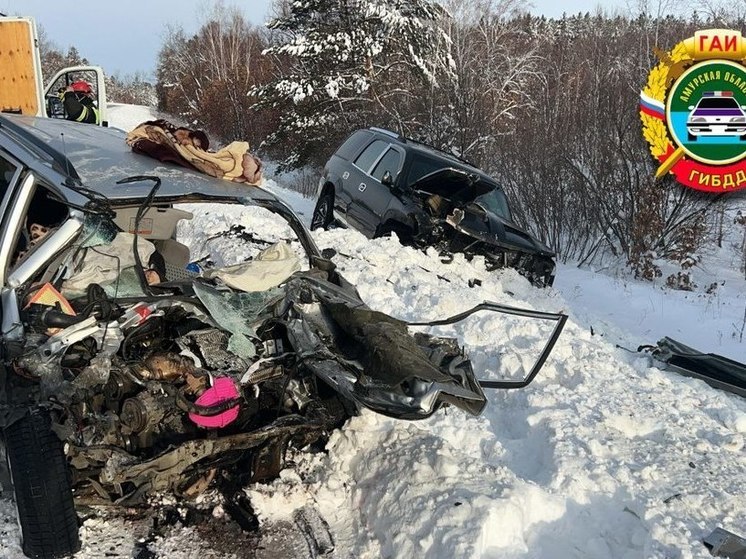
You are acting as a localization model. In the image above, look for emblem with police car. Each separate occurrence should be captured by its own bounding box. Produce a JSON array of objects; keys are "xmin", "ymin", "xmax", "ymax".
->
[{"xmin": 640, "ymin": 29, "xmax": 746, "ymax": 191}]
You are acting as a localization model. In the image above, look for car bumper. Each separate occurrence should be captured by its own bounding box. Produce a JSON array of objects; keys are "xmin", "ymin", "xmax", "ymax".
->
[{"xmin": 687, "ymin": 124, "xmax": 746, "ymax": 136}]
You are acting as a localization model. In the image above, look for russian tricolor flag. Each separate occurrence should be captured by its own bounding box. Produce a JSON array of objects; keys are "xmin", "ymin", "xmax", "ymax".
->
[{"xmin": 640, "ymin": 91, "xmax": 665, "ymax": 119}]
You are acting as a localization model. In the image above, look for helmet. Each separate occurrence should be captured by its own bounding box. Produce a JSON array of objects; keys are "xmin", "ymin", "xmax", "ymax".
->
[{"xmin": 70, "ymin": 80, "xmax": 93, "ymax": 95}]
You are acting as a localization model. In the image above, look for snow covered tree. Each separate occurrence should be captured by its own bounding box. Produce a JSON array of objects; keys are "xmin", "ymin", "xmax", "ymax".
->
[
  {"xmin": 253, "ymin": 0, "xmax": 454, "ymax": 169},
  {"xmin": 414, "ymin": 0, "xmax": 542, "ymax": 167},
  {"xmin": 105, "ymin": 73, "xmax": 157, "ymax": 106}
]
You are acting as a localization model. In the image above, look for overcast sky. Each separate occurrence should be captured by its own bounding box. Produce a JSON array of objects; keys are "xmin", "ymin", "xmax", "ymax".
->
[{"xmin": 3, "ymin": 0, "xmax": 634, "ymax": 78}]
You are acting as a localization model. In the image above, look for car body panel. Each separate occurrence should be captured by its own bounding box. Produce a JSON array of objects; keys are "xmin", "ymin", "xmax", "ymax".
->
[{"xmin": 0, "ymin": 115, "xmax": 280, "ymax": 203}]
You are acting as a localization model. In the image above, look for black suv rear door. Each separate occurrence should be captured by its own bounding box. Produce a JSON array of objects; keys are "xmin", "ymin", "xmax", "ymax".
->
[
  {"xmin": 346, "ymin": 140, "xmax": 403, "ymax": 236},
  {"xmin": 345, "ymin": 138, "xmax": 387, "ymax": 234}
]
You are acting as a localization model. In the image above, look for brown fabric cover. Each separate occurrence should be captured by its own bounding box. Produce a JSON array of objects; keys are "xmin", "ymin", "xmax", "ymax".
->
[{"xmin": 126, "ymin": 120, "xmax": 262, "ymax": 185}]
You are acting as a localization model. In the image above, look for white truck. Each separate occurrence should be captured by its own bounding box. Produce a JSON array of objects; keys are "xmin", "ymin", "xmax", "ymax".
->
[{"xmin": 0, "ymin": 15, "xmax": 107, "ymax": 124}]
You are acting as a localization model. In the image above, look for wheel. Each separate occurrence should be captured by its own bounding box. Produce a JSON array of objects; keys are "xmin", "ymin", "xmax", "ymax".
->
[
  {"xmin": 374, "ymin": 222, "xmax": 412, "ymax": 242},
  {"xmin": 310, "ymin": 192, "xmax": 334, "ymax": 231},
  {"xmin": 688, "ymin": 132, "xmax": 696, "ymax": 141},
  {"xmin": 4, "ymin": 411, "xmax": 80, "ymax": 559},
  {"xmin": 518, "ymin": 255, "xmax": 555, "ymax": 288}
]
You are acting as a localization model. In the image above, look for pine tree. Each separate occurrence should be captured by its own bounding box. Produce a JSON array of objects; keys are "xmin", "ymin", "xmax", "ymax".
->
[{"xmin": 252, "ymin": 0, "xmax": 454, "ymax": 169}]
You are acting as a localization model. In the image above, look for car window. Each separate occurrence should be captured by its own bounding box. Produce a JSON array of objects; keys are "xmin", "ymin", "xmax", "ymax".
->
[
  {"xmin": 10, "ymin": 184, "xmax": 69, "ymax": 270},
  {"xmin": 336, "ymin": 130, "xmax": 373, "ymax": 161},
  {"xmin": 0, "ymin": 155, "xmax": 18, "ymax": 200},
  {"xmin": 371, "ymin": 148, "xmax": 402, "ymax": 182},
  {"xmin": 354, "ymin": 140, "xmax": 388, "ymax": 173},
  {"xmin": 695, "ymin": 98, "xmax": 739, "ymax": 109},
  {"xmin": 407, "ymin": 156, "xmax": 445, "ymax": 186},
  {"xmin": 475, "ymin": 188, "xmax": 512, "ymax": 220}
]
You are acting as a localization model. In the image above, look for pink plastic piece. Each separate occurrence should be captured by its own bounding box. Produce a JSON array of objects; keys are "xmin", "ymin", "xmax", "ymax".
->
[{"xmin": 188, "ymin": 377, "xmax": 240, "ymax": 428}]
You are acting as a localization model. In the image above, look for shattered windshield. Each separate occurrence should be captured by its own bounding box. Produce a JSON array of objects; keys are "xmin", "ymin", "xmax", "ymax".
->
[
  {"xmin": 474, "ymin": 188, "xmax": 512, "ymax": 221},
  {"xmin": 62, "ymin": 201, "xmax": 310, "ymax": 299}
]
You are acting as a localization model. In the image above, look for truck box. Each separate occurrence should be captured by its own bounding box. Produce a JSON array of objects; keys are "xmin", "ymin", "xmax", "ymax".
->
[{"xmin": 0, "ymin": 17, "xmax": 44, "ymax": 116}]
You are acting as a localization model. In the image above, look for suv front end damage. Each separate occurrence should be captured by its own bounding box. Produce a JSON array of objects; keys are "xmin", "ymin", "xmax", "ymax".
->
[{"xmin": 410, "ymin": 169, "xmax": 556, "ymax": 287}]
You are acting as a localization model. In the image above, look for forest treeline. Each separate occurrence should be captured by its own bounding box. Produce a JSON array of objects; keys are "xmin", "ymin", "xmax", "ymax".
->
[{"xmin": 41, "ymin": 1, "xmax": 746, "ymax": 283}]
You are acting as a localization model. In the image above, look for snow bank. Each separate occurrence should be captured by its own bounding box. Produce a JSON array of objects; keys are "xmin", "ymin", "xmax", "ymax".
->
[{"xmin": 243, "ymin": 217, "xmax": 746, "ymax": 559}]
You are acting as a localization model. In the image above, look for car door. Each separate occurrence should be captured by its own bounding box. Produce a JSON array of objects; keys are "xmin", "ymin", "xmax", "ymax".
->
[
  {"xmin": 44, "ymin": 65, "xmax": 108, "ymax": 126},
  {"xmin": 361, "ymin": 146, "xmax": 404, "ymax": 229},
  {"xmin": 345, "ymin": 139, "xmax": 388, "ymax": 235},
  {"xmin": 327, "ymin": 130, "xmax": 372, "ymax": 217}
]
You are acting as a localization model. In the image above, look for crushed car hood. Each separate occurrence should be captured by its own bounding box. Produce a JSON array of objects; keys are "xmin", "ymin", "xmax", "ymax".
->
[
  {"xmin": 410, "ymin": 167, "xmax": 495, "ymax": 204},
  {"xmin": 451, "ymin": 205, "xmax": 555, "ymax": 257},
  {"xmin": 410, "ymin": 167, "xmax": 554, "ymax": 257},
  {"xmin": 280, "ymin": 273, "xmax": 487, "ymax": 419}
]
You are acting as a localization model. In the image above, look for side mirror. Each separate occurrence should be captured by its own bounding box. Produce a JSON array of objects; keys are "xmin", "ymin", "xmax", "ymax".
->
[
  {"xmin": 381, "ymin": 170, "xmax": 394, "ymax": 187},
  {"xmin": 46, "ymin": 94, "xmax": 65, "ymax": 119},
  {"xmin": 688, "ymin": 105, "xmax": 695, "ymax": 110}
]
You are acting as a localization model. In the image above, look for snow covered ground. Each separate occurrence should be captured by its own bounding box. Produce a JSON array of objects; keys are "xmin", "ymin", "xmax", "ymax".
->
[
  {"xmin": 0, "ymin": 107, "xmax": 744, "ymax": 558},
  {"xmin": 246, "ymin": 193, "xmax": 746, "ymax": 559}
]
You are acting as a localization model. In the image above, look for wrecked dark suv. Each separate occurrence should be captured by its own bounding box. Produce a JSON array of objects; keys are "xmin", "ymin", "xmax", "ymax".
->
[{"xmin": 311, "ymin": 128, "xmax": 556, "ymax": 287}]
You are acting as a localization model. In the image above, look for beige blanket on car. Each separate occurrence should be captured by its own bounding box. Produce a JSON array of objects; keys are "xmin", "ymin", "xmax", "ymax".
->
[{"xmin": 126, "ymin": 119, "xmax": 262, "ymax": 185}]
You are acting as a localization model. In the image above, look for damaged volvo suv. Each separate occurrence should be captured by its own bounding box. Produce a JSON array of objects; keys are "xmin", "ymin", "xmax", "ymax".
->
[
  {"xmin": 311, "ymin": 128, "xmax": 557, "ymax": 287},
  {"xmin": 0, "ymin": 115, "xmax": 566, "ymax": 558}
]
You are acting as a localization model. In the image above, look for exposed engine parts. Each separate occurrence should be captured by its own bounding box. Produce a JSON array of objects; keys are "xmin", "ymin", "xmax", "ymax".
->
[{"xmin": 10, "ymin": 274, "xmax": 361, "ymax": 503}]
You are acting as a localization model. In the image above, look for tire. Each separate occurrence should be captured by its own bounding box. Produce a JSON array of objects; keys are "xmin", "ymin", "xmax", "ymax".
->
[
  {"xmin": 688, "ymin": 132, "xmax": 696, "ymax": 141},
  {"xmin": 374, "ymin": 222, "xmax": 411, "ymax": 242},
  {"xmin": 4, "ymin": 411, "xmax": 80, "ymax": 559},
  {"xmin": 310, "ymin": 192, "xmax": 334, "ymax": 231}
]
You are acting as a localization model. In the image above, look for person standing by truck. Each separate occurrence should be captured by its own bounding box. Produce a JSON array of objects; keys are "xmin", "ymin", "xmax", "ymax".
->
[{"xmin": 61, "ymin": 80, "xmax": 100, "ymax": 124}]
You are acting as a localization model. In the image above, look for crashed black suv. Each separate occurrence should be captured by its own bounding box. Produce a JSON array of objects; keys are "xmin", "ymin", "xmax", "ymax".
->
[
  {"xmin": 311, "ymin": 128, "xmax": 556, "ymax": 287},
  {"xmin": 0, "ymin": 115, "xmax": 567, "ymax": 559}
]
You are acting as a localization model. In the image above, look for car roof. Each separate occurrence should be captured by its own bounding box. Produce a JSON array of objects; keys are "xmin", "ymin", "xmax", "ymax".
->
[
  {"xmin": 0, "ymin": 115, "xmax": 278, "ymax": 205},
  {"xmin": 366, "ymin": 127, "xmax": 499, "ymax": 185}
]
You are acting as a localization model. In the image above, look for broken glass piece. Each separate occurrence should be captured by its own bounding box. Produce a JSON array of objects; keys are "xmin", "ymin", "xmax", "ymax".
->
[
  {"xmin": 193, "ymin": 281, "xmax": 281, "ymax": 360},
  {"xmin": 79, "ymin": 214, "xmax": 119, "ymax": 248}
]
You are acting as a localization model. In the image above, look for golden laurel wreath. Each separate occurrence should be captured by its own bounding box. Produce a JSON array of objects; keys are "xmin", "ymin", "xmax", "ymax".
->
[{"xmin": 640, "ymin": 42, "xmax": 693, "ymax": 159}]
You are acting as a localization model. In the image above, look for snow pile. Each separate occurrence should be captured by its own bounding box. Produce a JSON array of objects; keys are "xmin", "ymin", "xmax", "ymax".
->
[
  {"xmin": 242, "ymin": 221, "xmax": 746, "ymax": 559},
  {"xmin": 105, "ymin": 102, "xmax": 166, "ymax": 132}
]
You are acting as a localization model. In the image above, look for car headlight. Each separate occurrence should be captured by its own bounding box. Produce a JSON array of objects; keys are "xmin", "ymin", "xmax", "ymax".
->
[
  {"xmin": 689, "ymin": 117, "xmax": 706, "ymax": 123},
  {"xmin": 731, "ymin": 117, "xmax": 746, "ymax": 123}
]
